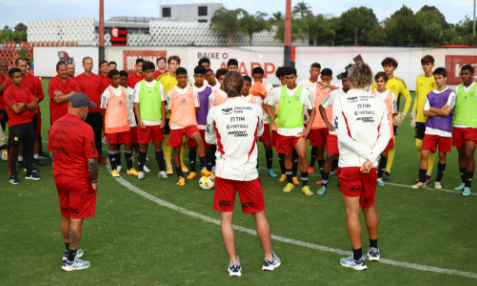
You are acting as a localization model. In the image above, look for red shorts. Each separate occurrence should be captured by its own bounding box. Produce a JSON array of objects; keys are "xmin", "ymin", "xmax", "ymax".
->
[
  {"xmin": 259, "ymin": 124, "xmax": 271, "ymax": 142},
  {"xmin": 304, "ymin": 124, "xmax": 310, "ymax": 139},
  {"xmin": 452, "ymin": 127, "xmax": 477, "ymax": 147},
  {"xmin": 423, "ymin": 134, "xmax": 452, "ymax": 153},
  {"xmin": 106, "ymin": 131, "xmax": 132, "ymax": 144},
  {"xmin": 271, "ymin": 130, "xmax": 278, "ymax": 148},
  {"xmin": 130, "ymin": 126, "xmax": 139, "ymax": 144},
  {"xmin": 213, "ymin": 177, "xmax": 265, "ymax": 214},
  {"xmin": 54, "ymin": 175, "xmax": 97, "ymax": 219},
  {"xmin": 384, "ymin": 138, "xmax": 394, "ymax": 151},
  {"xmin": 309, "ymin": 128, "xmax": 329, "ymax": 147},
  {"xmin": 326, "ymin": 134, "xmax": 339, "ymax": 155},
  {"xmin": 138, "ymin": 125, "xmax": 164, "ymax": 144},
  {"xmin": 36, "ymin": 115, "xmax": 42, "ymax": 135},
  {"xmin": 338, "ymin": 167, "xmax": 377, "ymax": 208},
  {"xmin": 187, "ymin": 129, "xmax": 211, "ymax": 148},
  {"xmin": 168, "ymin": 125, "xmax": 199, "ymax": 147},
  {"xmin": 276, "ymin": 134, "xmax": 300, "ymax": 154}
]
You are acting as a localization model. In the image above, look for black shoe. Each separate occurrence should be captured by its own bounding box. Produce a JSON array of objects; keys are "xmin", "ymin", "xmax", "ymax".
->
[
  {"xmin": 24, "ymin": 166, "xmax": 40, "ymax": 173},
  {"xmin": 33, "ymin": 158, "xmax": 45, "ymax": 166},
  {"xmin": 383, "ymin": 171, "xmax": 391, "ymax": 181},
  {"xmin": 16, "ymin": 160, "xmax": 24, "ymax": 168},
  {"xmin": 9, "ymin": 176, "xmax": 21, "ymax": 185},
  {"xmin": 38, "ymin": 151, "xmax": 50, "ymax": 159},
  {"xmin": 25, "ymin": 173, "xmax": 41, "ymax": 180}
]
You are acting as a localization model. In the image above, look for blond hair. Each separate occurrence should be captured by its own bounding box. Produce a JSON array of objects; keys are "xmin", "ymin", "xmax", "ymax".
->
[
  {"xmin": 223, "ymin": 71, "xmax": 244, "ymax": 98},
  {"xmin": 348, "ymin": 62, "xmax": 373, "ymax": 89}
]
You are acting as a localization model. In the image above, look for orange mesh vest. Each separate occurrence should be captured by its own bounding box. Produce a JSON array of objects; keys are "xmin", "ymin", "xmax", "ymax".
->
[
  {"xmin": 214, "ymin": 89, "xmax": 228, "ymax": 106},
  {"xmin": 104, "ymin": 86, "xmax": 130, "ymax": 133},
  {"xmin": 169, "ymin": 85, "xmax": 198, "ymax": 127},
  {"xmin": 371, "ymin": 89, "xmax": 394, "ymax": 138},
  {"xmin": 311, "ymin": 86, "xmax": 333, "ymax": 129}
]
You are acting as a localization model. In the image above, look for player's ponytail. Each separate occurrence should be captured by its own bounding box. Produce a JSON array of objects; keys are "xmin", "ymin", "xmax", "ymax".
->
[
  {"xmin": 348, "ymin": 62, "xmax": 373, "ymax": 89},
  {"xmin": 223, "ymin": 71, "xmax": 244, "ymax": 98}
]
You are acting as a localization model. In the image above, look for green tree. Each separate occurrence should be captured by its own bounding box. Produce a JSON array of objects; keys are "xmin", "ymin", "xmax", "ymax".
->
[
  {"xmin": 275, "ymin": 18, "xmax": 308, "ymax": 42},
  {"xmin": 304, "ymin": 13, "xmax": 335, "ymax": 46},
  {"xmin": 381, "ymin": 6, "xmax": 420, "ymax": 46},
  {"xmin": 14, "ymin": 23, "xmax": 27, "ymax": 32},
  {"xmin": 0, "ymin": 24, "xmax": 27, "ymax": 43},
  {"xmin": 415, "ymin": 5, "xmax": 450, "ymax": 46},
  {"xmin": 210, "ymin": 8, "xmax": 246, "ymax": 46},
  {"xmin": 336, "ymin": 7, "xmax": 379, "ymax": 46},
  {"xmin": 292, "ymin": 1, "xmax": 312, "ymax": 19},
  {"xmin": 241, "ymin": 11, "xmax": 271, "ymax": 45},
  {"xmin": 269, "ymin": 12, "xmax": 283, "ymax": 25}
]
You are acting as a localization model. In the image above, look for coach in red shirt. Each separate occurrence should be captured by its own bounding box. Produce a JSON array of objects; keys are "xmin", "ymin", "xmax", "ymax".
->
[
  {"xmin": 0, "ymin": 60, "xmax": 8, "ymax": 150},
  {"xmin": 127, "ymin": 58, "xmax": 145, "ymax": 88},
  {"xmin": 75, "ymin": 57, "xmax": 107, "ymax": 164},
  {"xmin": 4, "ymin": 68, "xmax": 40, "ymax": 184},
  {"xmin": 49, "ymin": 92, "xmax": 98, "ymax": 271}
]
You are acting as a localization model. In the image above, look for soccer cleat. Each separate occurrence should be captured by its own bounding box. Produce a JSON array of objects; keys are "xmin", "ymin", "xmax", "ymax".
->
[
  {"xmin": 308, "ymin": 166, "xmax": 314, "ymax": 174},
  {"xmin": 98, "ymin": 156, "xmax": 107, "ymax": 165},
  {"xmin": 463, "ymin": 187, "xmax": 471, "ymax": 197},
  {"xmin": 292, "ymin": 177, "xmax": 300, "ymax": 185},
  {"xmin": 315, "ymin": 180, "xmax": 323, "ymax": 185},
  {"xmin": 138, "ymin": 171, "xmax": 145, "ymax": 180},
  {"xmin": 283, "ymin": 183, "xmax": 295, "ymax": 193},
  {"xmin": 33, "ymin": 158, "xmax": 44, "ymax": 166},
  {"xmin": 62, "ymin": 255, "xmax": 90, "ymax": 271},
  {"xmin": 143, "ymin": 165, "xmax": 151, "ymax": 173},
  {"xmin": 201, "ymin": 169, "xmax": 215, "ymax": 179},
  {"xmin": 383, "ymin": 171, "xmax": 391, "ymax": 180},
  {"xmin": 267, "ymin": 169, "xmax": 277, "ymax": 178},
  {"xmin": 38, "ymin": 151, "xmax": 50, "ymax": 159},
  {"xmin": 415, "ymin": 175, "xmax": 432, "ymax": 184},
  {"xmin": 181, "ymin": 163, "xmax": 188, "ymax": 173},
  {"xmin": 262, "ymin": 250, "xmax": 281, "ymax": 271},
  {"xmin": 367, "ymin": 247, "xmax": 380, "ymax": 261},
  {"xmin": 340, "ymin": 254, "xmax": 367, "ymax": 271},
  {"xmin": 127, "ymin": 168, "xmax": 139, "ymax": 176},
  {"xmin": 1, "ymin": 149, "xmax": 7, "ymax": 161},
  {"xmin": 301, "ymin": 186, "xmax": 313, "ymax": 196},
  {"xmin": 455, "ymin": 183, "xmax": 465, "ymax": 191},
  {"xmin": 16, "ymin": 160, "xmax": 24, "ymax": 168},
  {"xmin": 117, "ymin": 165, "xmax": 122, "ymax": 173},
  {"xmin": 186, "ymin": 172, "xmax": 197, "ymax": 180},
  {"xmin": 176, "ymin": 177, "xmax": 186, "ymax": 186},
  {"xmin": 9, "ymin": 176, "xmax": 20, "ymax": 185},
  {"xmin": 227, "ymin": 256, "xmax": 242, "ymax": 277},
  {"xmin": 63, "ymin": 249, "xmax": 83, "ymax": 261},
  {"xmin": 25, "ymin": 173, "xmax": 41, "ymax": 180},
  {"xmin": 278, "ymin": 174, "xmax": 287, "ymax": 182},
  {"xmin": 411, "ymin": 182, "xmax": 426, "ymax": 190},
  {"xmin": 317, "ymin": 186, "xmax": 327, "ymax": 195},
  {"xmin": 434, "ymin": 182, "xmax": 442, "ymax": 190},
  {"xmin": 111, "ymin": 169, "xmax": 120, "ymax": 177},
  {"xmin": 158, "ymin": 171, "xmax": 168, "ymax": 180},
  {"xmin": 166, "ymin": 166, "xmax": 174, "ymax": 175},
  {"xmin": 24, "ymin": 166, "xmax": 40, "ymax": 173},
  {"xmin": 377, "ymin": 180, "xmax": 385, "ymax": 187}
]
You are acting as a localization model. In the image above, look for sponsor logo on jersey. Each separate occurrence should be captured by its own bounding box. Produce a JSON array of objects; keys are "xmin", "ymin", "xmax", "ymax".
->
[
  {"xmin": 347, "ymin": 96, "xmax": 358, "ymax": 103},
  {"xmin": 222, "ymin": 107, "xmax": 233, "ymax": 115},
  {"xmin": 179, "ymin": 98, "xmax": 187, "ymax": 106},
  {"xmin": 356, "ymin": 117, "xmax": 375, "ymax": 123}
]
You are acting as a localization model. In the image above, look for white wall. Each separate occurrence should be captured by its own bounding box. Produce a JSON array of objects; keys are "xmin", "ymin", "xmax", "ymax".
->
[{"xmin": 34, "ymin": 47, "xmax": 99, "ymax": 77}]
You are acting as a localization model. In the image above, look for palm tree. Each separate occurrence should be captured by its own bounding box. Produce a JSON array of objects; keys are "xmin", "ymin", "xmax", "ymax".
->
[
  {"xmin": 242, "ymin": 12, "xmax": 271, "ymax": 45},
  {"xmin": 293, "ymin": 1, "xmax": 312, "ymax": 19},
  {"xmin": 269, "ymin": 12, "xmax": 283, "ymax": 25},
  {"xmin": 275, "ymin": 18, "xmax": 308, "ymax": 42},
  {"xmin": 305, "ymin": 14, "xmax": 335, "ymax": 46},
  {"xmin": 210, "ymin": 8, "xmax": 246, "ymax": 46}
]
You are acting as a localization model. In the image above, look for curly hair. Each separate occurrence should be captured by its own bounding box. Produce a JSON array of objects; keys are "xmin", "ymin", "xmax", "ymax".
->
[
  {"xmin": 348, "ymin": 62, "xmax": 373, "ymax": 89},
  {"xmin": 223, "ymin": 71, "xmax": 243, "ymax": 98}
]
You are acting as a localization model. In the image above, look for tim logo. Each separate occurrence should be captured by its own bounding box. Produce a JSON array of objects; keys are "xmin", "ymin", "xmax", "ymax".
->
[
  {"xmin": 222, "ymin": 108, "xmax": 233, "ymax": 115},
  {"xmin": 58, "ymin": 51, "xmax": 74, "ymax": 65}
]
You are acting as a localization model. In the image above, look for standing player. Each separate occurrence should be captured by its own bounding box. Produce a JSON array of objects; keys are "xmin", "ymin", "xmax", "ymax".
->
[
  {"xmin": 67, "ymin": 63, "xmax": 75, "ymax": 79},
  {"xmin": 208, "ymin": 68, "xmax": 229, "ymax": 108},
  {"xmin": 206, "ymin": 71, "xmax": 280, "ymax": 277},
  {"xmin": 371, "ymin": 57, "xmax": 412, "ymax": 180},
  {"xmin": 134, "ymin": 61, "xmax": 168, "ymax": 180},
  {"xmin": 452, "ymin": 64, "xmax": 477, "ymax": 197},
  {"xmin": 153, "ymin": 57, "xmax": 167, "ymax": 79},
  {"xmin": 167, "ymin": 67, "xmax": 213, "ymax": 185},
  {"xmin": 189, "ymin": 58, "xmax": 211, "ymax": 85},
  {"xmin": 227, "ymin": 59, "xmax": 239, "ymax": 71},
  {"xmin": 98, "ymin": 60, "xmax": 110, "ymax": 87},
  {"xmin": 49, "ymin": 93, "xmax": 98, "ymax": 271},
  {"xmin": 371, "ymin": 72, "xmax": 397, "ymax": 187},
  {"xmin": 411, "ymin": 68, "xmax": 454, "ymax": 190},
  {"xmin": 206, "ymin": 69, "xmax": 221, "ymax": 90},
  {"xmin": 108, "ymin": 61, "xmax": 117, "ymax": 70},
  {"xmin": 4, "ymin": 68, "xmax": 41, "ymax": 184},
  {"xmin": 127, "ymin": 59, "xmax": 145, "ymax": 89},
  {"xmin": 265, "ymin": 67, "xmax": 316, "ymax": 196},
  {"xmin": 75, "ymin": 57, "xmax": 107, "ymax": 165},
  {"xmin": 334, "ymin": 62, "xmax": 391, "ymax": 270},
  {"xmin": 411, "ymin": 55, "xmax": 436, "ymax": 184},
  {"xmin": 270, "ymin": 67, "xmax": 288, "ymax": 182},
  {"xmin": 0, "ymin": 60, "xmax": 8, "ymax": 153}
]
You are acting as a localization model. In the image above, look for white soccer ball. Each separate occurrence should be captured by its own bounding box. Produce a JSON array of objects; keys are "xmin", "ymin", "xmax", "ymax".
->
[
  {"xmin": 1, "ymin": 149, "xmax": 7, "ymax": 162},
  {"xmin": 199, "ymin": 176, "xmax": 215, "ymax": 190}
]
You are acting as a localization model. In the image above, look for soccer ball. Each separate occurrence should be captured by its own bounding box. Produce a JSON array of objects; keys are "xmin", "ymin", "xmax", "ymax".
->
[
  {"xmin": 1, "ymin": 149, "xmax": 7, "ymax": 162},
  {"xmin": 199, "ymin": 176, "xmax": 215, "ymax": 190}
]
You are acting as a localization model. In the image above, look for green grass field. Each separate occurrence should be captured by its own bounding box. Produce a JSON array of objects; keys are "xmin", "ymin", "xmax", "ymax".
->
[{"xmin": 0, "ymin": 79, "xmax": 476, "ymax": 285}]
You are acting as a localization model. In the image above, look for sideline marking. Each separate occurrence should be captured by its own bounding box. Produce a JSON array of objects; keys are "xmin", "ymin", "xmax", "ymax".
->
[{"xmin": 106, "ymin": 165, "xmax": 477, "ymax": 279}]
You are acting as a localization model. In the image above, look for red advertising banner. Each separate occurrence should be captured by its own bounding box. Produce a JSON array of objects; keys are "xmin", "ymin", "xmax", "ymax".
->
[
  {"xmin": 445, "ymin": 55, "xmax": 477, "ymax": 85},
  {"xmin": 123, "ymin": 50, "xmax": 167, "ymax": 75}
]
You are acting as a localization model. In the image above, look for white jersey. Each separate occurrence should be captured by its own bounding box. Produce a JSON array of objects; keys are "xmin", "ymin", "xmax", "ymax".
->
[
  {"xmin": 299, "ymin": 79, "xmax": 318, "ymax": 124},
  {"xmin": 189, "ymin": 75, "xmax": 209, "ymax": 87},
  {"xmin": 206, "ymin": 97, "xmax": 264, "ymax": 181},
  {"xmin": 255, "ymin": 81, "xmax": 273, "ymax": 124},
  {"xmin": 101, "ymin": 85, "xmax": 136, "ymax": 128},
  {"xmin": 320, "ymin": 87, "xmax": 347, "ymax": 135},
  {"xmin": 333, "ymin": 88, "xmax": 391, "ymax": 168}
]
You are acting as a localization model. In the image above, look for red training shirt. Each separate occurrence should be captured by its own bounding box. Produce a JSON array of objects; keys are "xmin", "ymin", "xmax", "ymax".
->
[
  {"xmin": 74, "ymin": 73, "xmax": 105, "ymax": 113},
  {"xmin": 49, "ymin": 114, "xmax": 99, "ymax": 178},
  {"xmin": 27, "ymin": 74, "xmax": 45, "ymax": 114},
  {"xmin": 48, "ymin": 76, "xmax": 81, "ymax": 125},
  {"xmin": 99, "ymin": 73, "xmax": 110, "ymax": 88},
  {"xmin": 0, "ymin": 74, "xmax": 5, "ymax": 110},
  {"xmin": 153, "ymin": 70, "xmax": 167, "ymax": 80},
  {"xmin": 127, "ymin": 73, "xmax": 145, "ymax": 89},
  {"xmin": 3, "ymin": 74, "xmax": 36, "ymax": 95},
  {"xmin": 4, "ymin": 85, "xmax": 37, "ymax": 127}
]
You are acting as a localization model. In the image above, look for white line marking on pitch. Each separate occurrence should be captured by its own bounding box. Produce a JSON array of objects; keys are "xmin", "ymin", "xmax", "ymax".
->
[{"xmin": 106, "ymin": 165, "xmax": 477, "ymax": 279}]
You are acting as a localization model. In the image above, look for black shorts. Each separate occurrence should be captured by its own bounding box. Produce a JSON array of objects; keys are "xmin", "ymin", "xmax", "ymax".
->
[
  {"xmin": 393, "ymin": 126, "xmax": 399, "ymax": 136},
  {"xmin": 415, "ymin": 122, "xmax": 426, "ymax": 140},
  {"xmin": 164, "ymin": 118, "xmax": 171, "ymax": 135}
]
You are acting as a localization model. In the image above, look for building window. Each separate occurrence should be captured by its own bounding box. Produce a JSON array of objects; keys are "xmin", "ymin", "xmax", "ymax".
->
[
  {"xmin": 198, "ymin": 6, "xmax": 207, "ymax": 16},
  {"xmin": 198, "ymin": 19, "xmax": 207, "ymax": 23},
  {"xmin": 163, "ymin": 7, "xmax": 171, "ymax": 17}
]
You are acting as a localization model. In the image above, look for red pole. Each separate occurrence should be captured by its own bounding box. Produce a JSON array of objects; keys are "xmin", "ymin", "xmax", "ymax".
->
[
  {"xmin": 99, "ymin": 0, "xmax": 104, "ymax": 47},
  {"xmin": 284, "ymin": 0, "xmax": 292, "ymax": 47}
]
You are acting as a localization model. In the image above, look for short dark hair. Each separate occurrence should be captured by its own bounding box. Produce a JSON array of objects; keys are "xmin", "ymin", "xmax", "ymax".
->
[
  {"xmin": 433, "ymin": 67, "xmax": 447, "ymax": 77},
  {"xmin": 421, "ymin": 55, "xmax": 435, "ymax": 65},
  {"xmin": 109, "ymin": 61, "xmax": 117, "ymax": 66},
  {"xmin": 26, "ymin": 58, "xmax": 31, "ymax": 64},
  {"xmin": 275, "ymin": 66, "xmax": 286, "ymax": 79},
  {"xmin": 119, "ymin": 70, "xmax": 129, "ymax": 78},
  {"xmin": 82, "ymin": 57, "xmax": 92, "ymax": 64},
  {"xmin": 216, "ymin": 68, "xmax": 228, "ymax": 79},
  {"xmin": 108, "ymin": 69, "xmax": 120, "ymax": 79},
  {"xmin": 205, "ymin": 69, "xmax": 214, "ymax": 74},
  {"xmin": 9, "ymin": 68, "xmax": 21, "ymax": 78},
  {"xmin": 283, "ymin": 66, "xmax": 297, "ymax": 76},
  {"xmin": 311, "ymin": 63, "xmax": 321, "ymax": 69},
  {"xmin": 342, "ymin": 71, "xmax": 349, "ymax": 79},
  {"xmin": 15, "ymin": 58, "xmax": 26, "ymax": 66},
  {"xmin": 167, "ymin": 55, "xmax": 181, "ymax": 65},
  {"xmin": 176, "ymin": 67, "xmax": 187, "ymax": 76},
  {"xmin": 136, "ymin": 58, "xmax": 145, "ymax": 65},
  {"xmin": 142, "ymin": 61, "xmax": 155, "ymax": 72},
  {"xmin": 461, "ymin": 64, "xmax": 474, "ymax": 74},
  {"xmin": 243, "ymin": 75, "xmax": 252, "ymax": 82},
  {"xmin": 321, "ymin": 68, "xmax": 332, "ymax": 77},
  {"xmin": 374, "ymin": 71, "xmax": 388, "ymax": 82},
  {"xmin": 56, "ymin": 61, "xmax": 67, "ymax": 70},
  {"xmin": 198, "ymin": 58, "xmax": 210, "ymax": 65},
  {"xmin": 194, "ymin": 66, "xmax": 206, "ymax": 75},
  {"xmin": 227, "ymin": 59, "xmax": 238, "ymax": 67},
  {"xmin": 157, "ymin": 57, "xmax": 166, "ymax": 64},
  {"xmin": 99, "ymin": 60, "xmax": 108, "ymax": 67},
  {"xmin": 381, "ymin": 57, "xmax": 398, "ymax": 68},
  {"xmin": 252, "ymin": 67, "xmax": 264, "ymax": 75}
]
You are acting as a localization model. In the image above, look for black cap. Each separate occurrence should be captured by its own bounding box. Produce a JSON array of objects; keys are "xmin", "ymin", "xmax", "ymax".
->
[{"xmin": 68, "ymin": 92, "xmax": 97, "ymax": 108}]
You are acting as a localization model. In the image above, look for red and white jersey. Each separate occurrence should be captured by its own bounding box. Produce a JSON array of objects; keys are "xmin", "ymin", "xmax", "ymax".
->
[
  {"xmin": 321, "ymin": 87, "xmax": 347, "ymax": 135},
  {"xmin": 206, "ymin": 97, "xmax": 264, "ymax": 181},
  {"xmin": 333, "ymin": 88, "xmax": 391, "ymax": 168}
]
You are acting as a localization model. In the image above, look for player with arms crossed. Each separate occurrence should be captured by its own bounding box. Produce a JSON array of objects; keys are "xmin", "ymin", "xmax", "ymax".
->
[
  {"xmin": 334, "ymin": 62, "xmax": 391, "ymax": 270},
  {"xmin": 206, "ymin": 71, "xmax": 280, "ymax": 277}
]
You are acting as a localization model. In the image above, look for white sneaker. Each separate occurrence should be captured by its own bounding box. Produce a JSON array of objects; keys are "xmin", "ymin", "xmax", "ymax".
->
[
  {"xmin": 143, "ymin": 165, "xmax": 151, "ymax": 173},
  {"xmin": 138, "ymin": 171, "xmax": 145, "ymax": 180},
  {"xmin": 145, "ymin": 156, "xmax": 150, "ymax": 162},
  {"xmin": 434, "ymin": 182, "xmax": 442, "ymax": 190},
  {"xmin": 158, "ymin": 171, "xmax": 168, "ymax": 179},
  {"xmin": 117, "ymin": 165, "xmax": 122, "ymax": 173}
]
